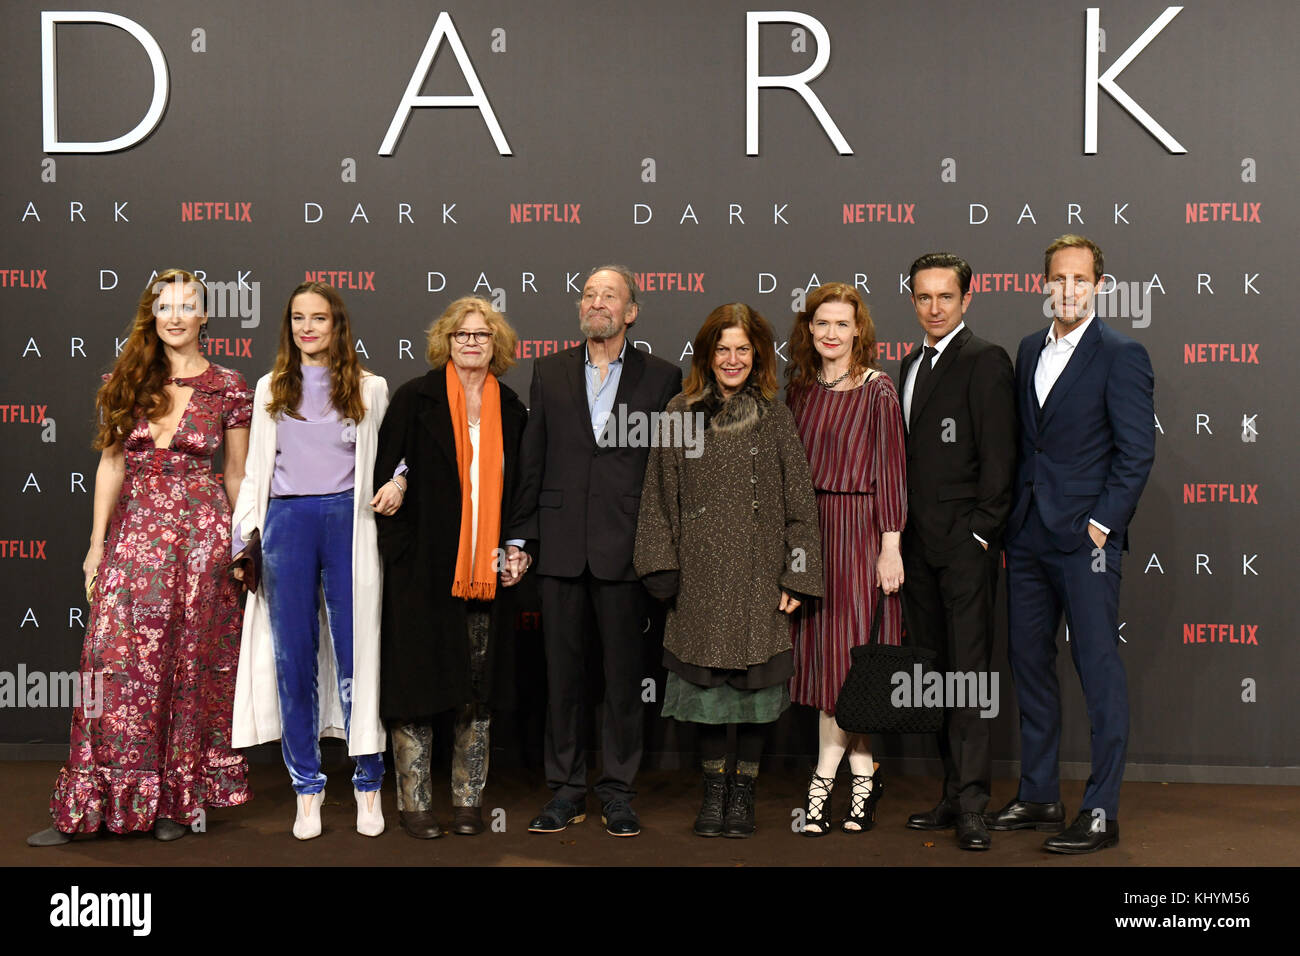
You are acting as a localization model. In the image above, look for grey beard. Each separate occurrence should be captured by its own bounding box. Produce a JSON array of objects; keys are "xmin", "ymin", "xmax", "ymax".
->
[{"xmin": 580, "ymin": 316, "xmax": 616, "ymax": 340}]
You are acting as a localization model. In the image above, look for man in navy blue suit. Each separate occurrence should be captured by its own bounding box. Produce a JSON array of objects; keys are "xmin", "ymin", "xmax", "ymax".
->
[{"xmin": 987, "ymin": 235, "xmax": 1155, "ymax": 853}]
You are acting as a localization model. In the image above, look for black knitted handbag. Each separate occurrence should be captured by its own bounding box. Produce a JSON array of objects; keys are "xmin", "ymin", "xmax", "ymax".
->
[{"xmin": 833, "ymin": 590, "xmax": 943, "ymax": 735}]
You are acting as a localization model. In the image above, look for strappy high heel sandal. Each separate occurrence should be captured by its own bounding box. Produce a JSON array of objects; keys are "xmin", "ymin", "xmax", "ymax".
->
[
  {"xmin": 803, "ymin": 773, "xmax": 835, "ymax": 837},
  {"xmin": 842, "ymin": 768, "xmax": 885, "ymax": 833}
]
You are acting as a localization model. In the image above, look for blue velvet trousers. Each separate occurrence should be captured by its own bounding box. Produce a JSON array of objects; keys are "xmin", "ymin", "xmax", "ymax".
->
[{"xmin": 263, "ymin": 491, "xmax": 384, "ymax": 795}]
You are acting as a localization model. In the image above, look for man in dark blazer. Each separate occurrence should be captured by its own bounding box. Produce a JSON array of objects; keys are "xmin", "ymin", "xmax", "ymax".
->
[
  {"xmin": 509, "ymin": 265, "xmax": 682, "ymax": 837},
  {"xmin": 988, "ymin": 235, "xmax": 1155, "ymax": 853},
  {"xmin": 896, "ymin": 253, "xmax": 1016, "ymax": 851}
]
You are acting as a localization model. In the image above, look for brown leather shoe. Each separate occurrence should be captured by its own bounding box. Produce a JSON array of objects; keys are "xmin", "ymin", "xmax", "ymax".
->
[
  {"xmin": 398, "ymin": 810, "xmax": 443, "ymax": 839},
  {"xmin": 452, "ymin": 806, "xmax": 485, "ymax": 836}
]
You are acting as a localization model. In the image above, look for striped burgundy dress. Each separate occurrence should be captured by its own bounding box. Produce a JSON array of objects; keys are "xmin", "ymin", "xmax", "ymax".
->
[{"xmin": 788, "ymin": 374, "xmax": 907, "ymax": 714}]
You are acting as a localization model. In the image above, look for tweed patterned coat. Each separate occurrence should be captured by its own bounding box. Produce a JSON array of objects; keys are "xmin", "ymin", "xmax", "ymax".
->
[{"xmin": 634, "ymin": 382, "xmax": 823, "ymax": 670}]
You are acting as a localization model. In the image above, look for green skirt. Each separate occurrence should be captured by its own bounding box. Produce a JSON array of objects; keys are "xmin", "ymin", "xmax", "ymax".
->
[{"xmin": 662, "ymin": 673, "xmax": 790, "ymax": 725}]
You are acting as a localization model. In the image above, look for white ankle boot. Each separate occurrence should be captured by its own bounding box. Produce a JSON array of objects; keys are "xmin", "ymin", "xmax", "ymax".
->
[
  {"xmin": 293, "ymin": 792, "xmax": 323, "ymax": 840},
  {"xmin": 355, "ymin": 789, "xmax": 384, "ymax": 837}
]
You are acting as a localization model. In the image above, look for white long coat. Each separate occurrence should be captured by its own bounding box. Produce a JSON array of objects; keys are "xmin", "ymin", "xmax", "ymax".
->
[{"xmin": 231, "ymin": 372, "xmax": 387, "ymax": 756}]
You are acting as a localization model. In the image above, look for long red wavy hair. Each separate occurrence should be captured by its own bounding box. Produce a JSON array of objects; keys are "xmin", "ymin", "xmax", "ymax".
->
[
  {"xmin": 94, "ymin": 268, "xmax": 206, "ymax": 449},
  {"xmin": 785, "ymin": 282, "xmax": 879, "ymax": 393}
]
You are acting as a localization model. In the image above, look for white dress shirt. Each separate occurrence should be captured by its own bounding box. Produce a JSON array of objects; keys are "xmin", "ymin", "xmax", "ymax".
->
[
  {"xmin": 902, "ymin": 321, "xmax": 965, "ymax": 425},
  {"xmin": 1034, "ymin": 315, "xmax": 1094, "ymax": 407},
  {"xmin": 1032, "ymin": 315, "xmax": 1110, "ymax": 537}
]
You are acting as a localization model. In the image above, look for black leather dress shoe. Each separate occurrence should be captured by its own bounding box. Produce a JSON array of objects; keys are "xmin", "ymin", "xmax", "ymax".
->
[
  {"xmin": 984, "ymin": 798, "xmax": 1066, "ymax": 832},
  {"xmin": 906, "ymin": 801, "xmax": 958, "ymax": 830},
  {"xmin": 527, "ymin": 797, "xmax": 586, "ymax": 833},
  {"xmin": 601, "ymin": 798, "xmax": 641, "ymax": 837},
  {"xmin": 399, "ymin": 810, "xmax": 444, "ymax": 839},
  {"xmin": 955, "ymin": 811, "xmax": 991, "ymax": 851},
  {"xmin": 1043, "ymin": 811, "xmax": 1119, "ymax": 854}
]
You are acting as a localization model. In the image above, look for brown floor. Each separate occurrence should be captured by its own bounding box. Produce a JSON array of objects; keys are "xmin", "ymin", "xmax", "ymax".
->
[{"xmin": 4, "ymin": 760, "xmax": 1297, "ymax": 867}]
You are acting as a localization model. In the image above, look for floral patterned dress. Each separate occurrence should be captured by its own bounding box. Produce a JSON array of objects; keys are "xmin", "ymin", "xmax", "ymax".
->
[{"xmin": 50, "ymin": 364, "xmax": 254, "ymax": 833}]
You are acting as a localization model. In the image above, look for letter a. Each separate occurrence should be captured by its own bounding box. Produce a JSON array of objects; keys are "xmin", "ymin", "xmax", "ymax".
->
[{"xmin": 379, "ymin": 11, "xmax": 512, "ymax": 155}]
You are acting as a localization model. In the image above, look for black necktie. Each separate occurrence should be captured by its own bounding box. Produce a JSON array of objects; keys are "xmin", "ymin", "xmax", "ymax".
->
[{"xmin": 910, "ymin": 346, "xmax": 937, "ymax": 426}]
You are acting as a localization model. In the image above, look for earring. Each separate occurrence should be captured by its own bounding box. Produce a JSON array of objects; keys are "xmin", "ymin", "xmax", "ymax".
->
[{"xmin": 199, "ymin": 323, "xmax": 210, "ymax": 350}]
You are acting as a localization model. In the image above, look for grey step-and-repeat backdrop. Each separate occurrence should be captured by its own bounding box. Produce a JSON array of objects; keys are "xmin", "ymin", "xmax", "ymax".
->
[{"xmin": 2, "ymin": 1, "xmax": 1295, "ymax": 781}]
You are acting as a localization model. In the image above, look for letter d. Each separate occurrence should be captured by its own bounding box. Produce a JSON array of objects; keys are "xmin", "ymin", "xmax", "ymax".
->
[{"xmin": 43, "ymin": 13, "xmax": 169, "ymax": 153}]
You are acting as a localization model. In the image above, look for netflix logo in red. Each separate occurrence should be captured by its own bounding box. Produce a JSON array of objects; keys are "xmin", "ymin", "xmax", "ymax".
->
[
  {"xmin": 181, "ymin": 201, "xmax": 253, "ymax": 222},
  {"xmin": 877, "ymin": 342, "xmax": 916, "ymax": 362},
  {"xmin": 1182, "ymin": 623, "xmax": 1259, "ymax": 645},
  {"xmin": 204, "ymin": 338, "xmax": 253, "ymax": 357},
  {"xmin": 634, "ymin": 272, "xmax": 704, "ymax": 293},
  {"xmin": 1183, "ymin": 344, "xmax": 1259, "ymax": 364},
  {"xmin": 842, "ymin": 203, "xmax": 915, "ymax": 224},
  {"xmin": 509, "ymin": 203, "xmax": 580, "ymax": 224},
  {"xmin": 0, "ymin": 540, "xmax": 46, "ymax": 559},
  {"xmin": 1182, "ymin": 483, "xmax": 1258, "ymax": 504},
  {"xmin": 304, "ymin": 271, "xmax": 375, "ymax": 290},
  {"xmin": 1184, "ymin": 202, "xmax": 1260, "ymax": 223},
  {"xmin": 1, "ymin": 269, "xmax": 47, "ymax": 289},
  {"xmin": 968, "ymin": 273, "xmax": 1043, "ymax": 293},
  {"xmin": 516, "ymin": 339, "xmax": 581, "ymax": 359},
  {"xmin": 1, "ymin": 404, "xmax": 49, "ymax": 423}
]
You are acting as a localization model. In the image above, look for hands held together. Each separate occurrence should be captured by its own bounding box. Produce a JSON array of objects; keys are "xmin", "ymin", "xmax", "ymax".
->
[
  {"xmin": 500, "ymin": 544, "xmax": 531, "ymax": 587},
  {"xmin": 370, "ymin": 476, "xmax": 406, "ymax": 516}
]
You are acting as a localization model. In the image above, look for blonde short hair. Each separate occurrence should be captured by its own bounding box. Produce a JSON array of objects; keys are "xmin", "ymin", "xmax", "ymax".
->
[{"xmin": 425, "ymin": 296, "xmax": 518, "ymax": 377}]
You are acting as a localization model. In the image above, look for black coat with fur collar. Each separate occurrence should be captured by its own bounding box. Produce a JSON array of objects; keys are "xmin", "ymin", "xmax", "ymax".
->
[{"xmin": 634, "ymin": 381, "xmax": 823, "ymax": 672}]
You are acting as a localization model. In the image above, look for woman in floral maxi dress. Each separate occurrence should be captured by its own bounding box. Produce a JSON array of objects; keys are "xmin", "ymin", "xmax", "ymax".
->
[{"xmin": 28, "ymin": 269, "xmax": 253, "ymax": 845}]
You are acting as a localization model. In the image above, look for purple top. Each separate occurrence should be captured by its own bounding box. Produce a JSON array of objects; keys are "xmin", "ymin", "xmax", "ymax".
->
[
  {"xmin": 233, "ymin": 367, "xmax": 357, "ymax": 557},
  {"xmin": 271, "ymin": 366, "xmax": 357, "ymax": 497},
  {"xmin": 233, "ymin": 368, "xmax": 405, "ymax": 554}
]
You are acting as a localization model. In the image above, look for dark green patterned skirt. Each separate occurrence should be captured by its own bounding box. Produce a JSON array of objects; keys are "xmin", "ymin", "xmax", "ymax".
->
[{"xmin": 661, "ymin": 673, "xmax": 790, "ymax": 724}]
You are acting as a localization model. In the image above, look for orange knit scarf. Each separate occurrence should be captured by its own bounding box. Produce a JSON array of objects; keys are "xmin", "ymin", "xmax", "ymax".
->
[{"xmin": 446, "ymin": 363, "xmax": 503, "ymax": 600}]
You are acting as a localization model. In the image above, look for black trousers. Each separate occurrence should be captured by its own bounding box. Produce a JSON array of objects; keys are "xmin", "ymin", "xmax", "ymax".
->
[
  {"xmin": 900, "ymin": 531, "xmax": 999, "ymax": 813},
  {"xmin": 539, "ymin": 570, "xmax": 647, "ymax": 804}
]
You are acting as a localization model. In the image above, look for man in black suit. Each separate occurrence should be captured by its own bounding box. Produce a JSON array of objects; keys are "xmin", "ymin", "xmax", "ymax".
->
[
  {"xmin": 509, "ymin": 265, "xmax": 682, "ymax": 837},
  {"xmin": 987, "ymin": 235, "xmax": 1154, "ymax": 854},
  {"xmin": 897, "ymin": 253, "xmax": 1016, "ymax": 851}
]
